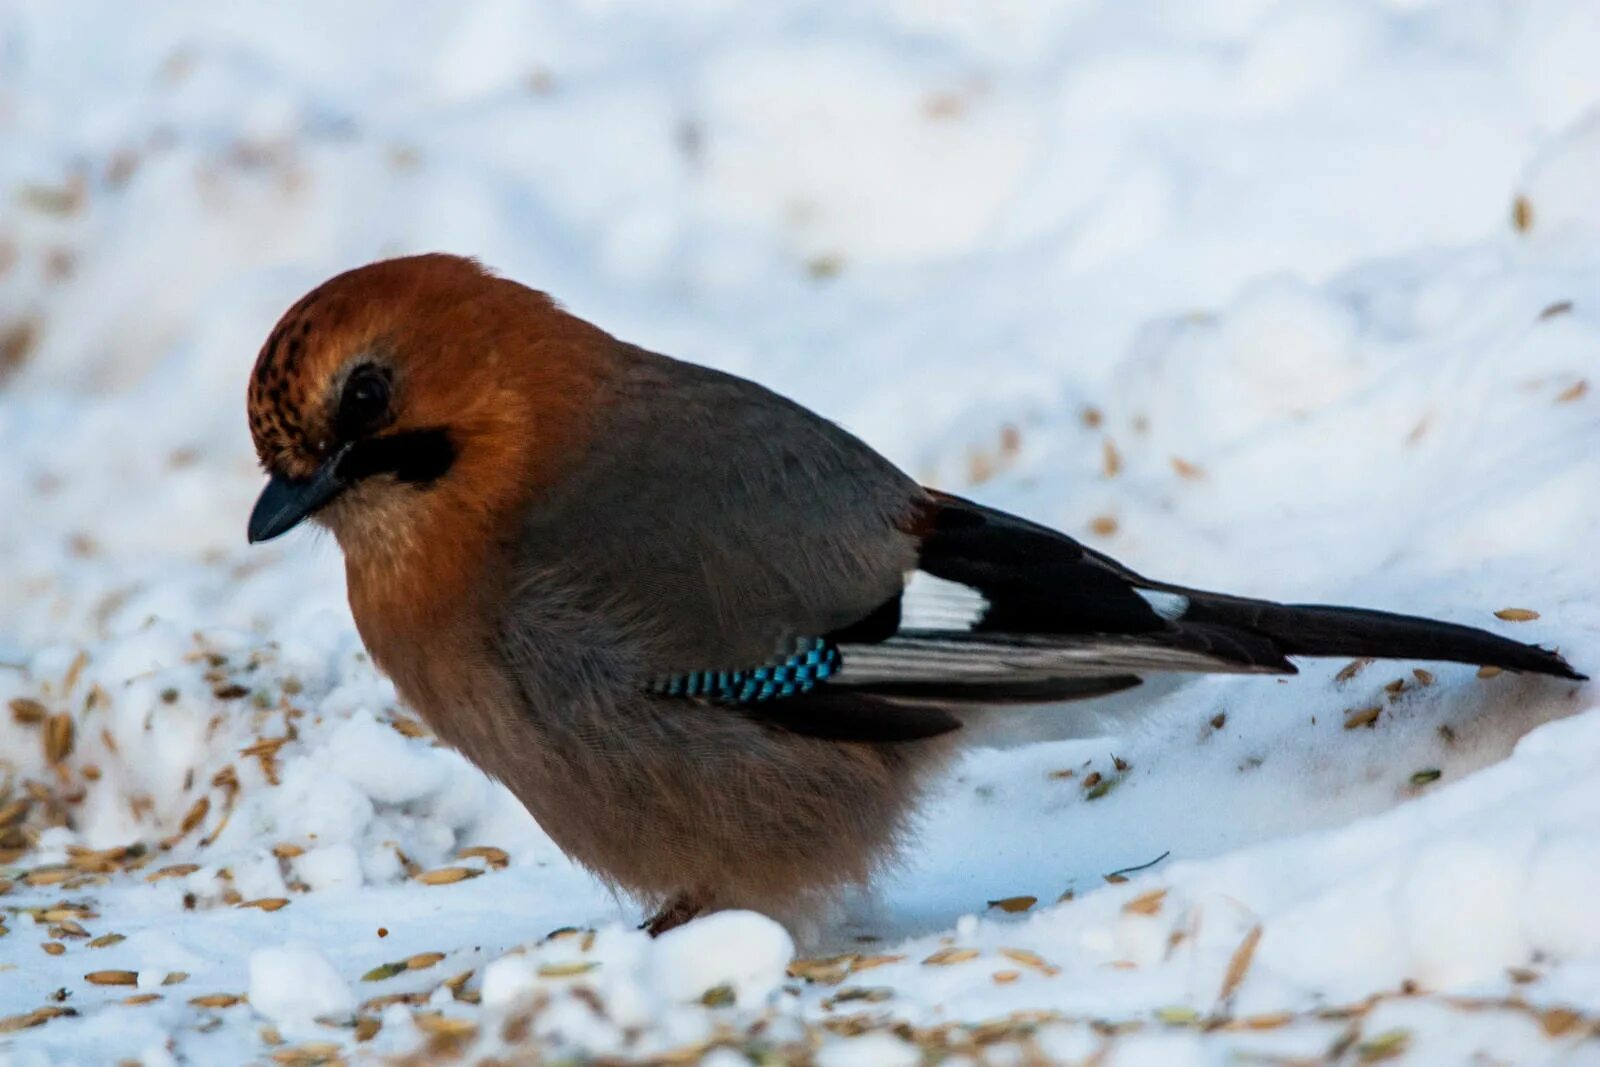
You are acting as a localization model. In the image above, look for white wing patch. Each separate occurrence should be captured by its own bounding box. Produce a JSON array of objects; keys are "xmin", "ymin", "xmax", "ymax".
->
[
  {"xmin": 901, "ymin": 570, "xmax": 989, "ymax": 631},
  {"xmin": 1136, "ymin": 588, "xmax": 1190, "ymax": 620}
]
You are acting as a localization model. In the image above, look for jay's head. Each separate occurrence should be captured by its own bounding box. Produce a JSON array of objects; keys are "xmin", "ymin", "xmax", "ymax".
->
[{"xmin": 246, "ymin": 254, "xmax": 604, "ymax": 556}]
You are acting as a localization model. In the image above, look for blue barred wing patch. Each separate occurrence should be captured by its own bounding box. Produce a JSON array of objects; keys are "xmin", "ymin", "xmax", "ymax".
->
[{"xmin": 651, "ymin": 637, "xmax": 841, "ymax": 704}]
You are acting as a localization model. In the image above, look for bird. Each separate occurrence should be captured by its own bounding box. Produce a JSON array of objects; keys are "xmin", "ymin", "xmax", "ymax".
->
[{"xmin": 246, "ymin": 253, "xmax": 1584, "ymax": 936}]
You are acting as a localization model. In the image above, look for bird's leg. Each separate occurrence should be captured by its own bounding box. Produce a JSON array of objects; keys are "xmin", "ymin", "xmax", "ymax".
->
[{"xmin": 642, "ymin": 891, "xmax": 708, "ymax": 937}]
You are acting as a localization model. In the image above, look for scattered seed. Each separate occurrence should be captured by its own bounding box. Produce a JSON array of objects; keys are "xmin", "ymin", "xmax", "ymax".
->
[
  {"xmin": 122, "ymin": 994, "xmax": 162, "ymax": 1005},
  {"xmin": 10, "ymin": 698, "xmax": 48, "ymax": 724},
  {"xmin": 272, "ymin": 843, "xmax": 304, "ymax": 859},
  {"xmin": 413, "ymin": 1013, "xmax": 477, "ymax": 1039},
  {"xmin": 1410, "ymin": 769, "xmax": 1442, "ymax": 786},
  {"xmin": 1101, "ymin": 439, "xmax": 1122, "ymax": 478},
  {"xmin": 536, "ymin": 961, "xmax": 597, "ymax": 978},
  {"xmin": 362, "ymin": 962, "xmax": 406, "ymax": 982},
  {"xmin": 84, "ymin": 970, "xmax": 138, "ymax": 986},
  {"xmin": 701, "ymin": 984, "xmax": 735, "ymax": 1007},
  {"xmin": 1089, "ymin": 515, "xmax": 1118, "ymax": 537},
  {"xmin": 178, "ymin": 797, "xmax": 210, "ymax": 835},
  {"xmin": 24, "ymin": 867, "xmax": 76, "ymax": 887},
  {"xmin": 416, "ymin": 867, "xmax": 479, "ymax": 886},
  {"xmin": 923, "ymin": 948, "xmax": 979, "ymax": 966},
  {"xmin": 42, "ymin": 942, "xmax": 65, "ymax": 956},
  {"xmin": 1494, "ymin": 608, "xmax": 1540, "ymax": 622},
  {"xmin": 789, "ymin": 956, "xmax": 855, "ymax": 984},
  {"xmin": 44, "ymin": 713, "xmax": 75, "ymax": 763},
  {"xmin": 457, "ymin": 845, "xmax": 509, "ymax": 868},
  {"xmin": 1082, "ymin": 771, "xmax": 1103, "ymax": 789},
  {"xmin": 1512, "ymin": 196, "xmax": 1533, "ymax": 232},
  {"xmin": 1124, "ymin": 889, "xmax": 1168, "ymax": 916},
  {"xmin": 1556, "ymin": 379, "xmax": 1588, "ymax": 403},
  {"xmin": 1155, "ymin": 1006, "xmax": 1201, "ymax": 1025},
  {"xmin": 1540, "ymin": 1007, "xmax": 1582, "ymax": 1037},
  {"xmin": 1357, "ymin": 1028, "xmax": 1411, "ymax": 1061},
  {"xmin": 1344, "ymin": 706, "xmax": 1382, "ymax": 730},
  {"xmin": 405, "ymin": 952, "xmax": 445, "ymax": 971},
  {"xmin": 354, "ymin": 1016, "xmax": 381, "ymax": 1042},
  {"xmin": 238, "ymin": 898, "xmax": 289, "ymax": 912},
  {"xmin": 1478, "ymin": 665, "xmax": 1503, "ymax": 679},
  {"xmin": 1336, "ymin": 658, "xmax": 1374, "ymax": 684},
  {"xmin": 987, "ymin": 896, "xmax": 1036, "ymax": 914},
  {"xmin": 1170, "ymin": 456, "xmax": 1204, "ymax": 480},
  {"xmin": 270, "ymin": 1041, "xmax": 342, "ymax": 1064},
  {"xmin": 1086, "ymin": 777, "xmax": 1118, "ymax": 800},
  {"xmin": 188, "ymin": 993, "xmax": 243, "ymax": 1008},
  {"xmin": 147, "ymin": 864, "xmax": 199, "ymax": 882},
  {"xmin": 999, "ymin": 947, "xmax": 1060, "ymax": 976},
  {"xmin": 1507, "ymin": 966, "xmax": 1539, "ymax": 984},
  {"xmin": 1219, "ymin": 925, "xmax": 1263, "ymax": 1002},
  {"xmin": 1210, "ymin": 712, "xmax": 1227, "ymax": 730},
  {"xmin": 991, "ymin": 970, "xmax": 1021, "ymax": 985},
  {"xmin": 1412, "ymin": 669, "xmax": 1434, "ymax": 686},
  {"xmin": 850, "ymin": 955, "xmax": 904, "ymax": 973},
  {"xmin": 162, "ymin": 972, "xmax": 188, "ymax": 985}
]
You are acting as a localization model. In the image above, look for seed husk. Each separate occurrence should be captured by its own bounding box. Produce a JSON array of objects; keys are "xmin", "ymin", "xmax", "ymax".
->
[
  {"xmin": 85, "ymin": 970, "xmax": 138, "ymax": 986},
  {"xmin": 413, "ymin": 1014, "xmax": 477, "ymax": 1038},
  {"xmin": 405, "ymin": 952, "xmax": 445, "ymax": 971},
  {"xmin": 10, "ymin": 698, "xmax": 48, "ymax": 724},
  {"xmin": 999, "ymin": 947, "xmax": 1059, "ymax": 975},
  {"xmin": 536, "ymin": 960, "xmax": 597, "ymax": 978},
  {"xmin": 1124, "ymin": 889, "xmax": 1168, "ymax": 916},
  {"xmin": 922, "ymin": 947, "xmax": 979, "ymax": 966},
  {"xmin": 146, "ymin": 864, "xmax": 199, "ymax": 882},
  {"xmin": 162, "ymin": 972, "xmax": 188, "ymax": 985},
  {"xmin": 1344, "ymin": 706, "xmax": 1382, "ymax": 730},
  {"xmin": 788, "ymin": 956, "xmax": 855, "ymax": 984},
  {"xmin": 122, "ymin": 994, "xmax": 162, "ymax": 1005},
  {"xmin": 1493, "ymin": 608, "xmax": 1539, "ymax": 622},
  {"xmin": 42, "ymin": 942, "xmax": 65, "ymax": 956},
  {"xmin": 987, "ymin": 895, "xmax": 1036, "ymax": 914},
  {"xmin": 25, "ymin": 867, "xmax": 76, "ymax": 887},
  {"xmin": 1219, "ymin": 925, "xmax": 1263, "ymax": 1002},
  {"xmin": 238, "ymin": 898, "xmax": 289, "ymax": 912},
  {"xmin": 1477, "ymin": 665, "xmax": 1503, "ymax": 679},
  {"xmin": 362, "ymin": 962, "xmax": 406, "ymax": 982},
  {"xmin": 188, "ymin": 993, "xmax": 243, "ymax": 1008},
  {"xmin": 44, "ymin": 713, "xmax": 75, "ymax": 763},
  {"xmin": 456, "ymin": 846, "xmax": 509, "ymax": 868},
  {"xmin": 416, "ymin": 867, "xmax": 478, "ymax": 886}
]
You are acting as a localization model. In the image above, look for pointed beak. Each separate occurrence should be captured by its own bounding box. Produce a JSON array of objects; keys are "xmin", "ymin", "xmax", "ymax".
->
[{"xmin": 248, "ymin": 447, "xmax": 350, "ymax": 543}]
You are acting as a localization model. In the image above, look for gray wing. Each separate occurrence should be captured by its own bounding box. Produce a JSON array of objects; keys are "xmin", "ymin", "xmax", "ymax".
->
[{"xmin": 511, "ymin": 345, "xmax": 925, "ymax": 677}]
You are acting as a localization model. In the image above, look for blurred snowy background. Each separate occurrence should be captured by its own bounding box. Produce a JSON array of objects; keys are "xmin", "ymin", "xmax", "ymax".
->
[{"xmin": 1, "ymin": 1, "xmax": 1598, "ymax": 1063}]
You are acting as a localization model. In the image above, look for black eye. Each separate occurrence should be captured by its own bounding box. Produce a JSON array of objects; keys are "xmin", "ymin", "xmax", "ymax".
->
[{"xmin": 336, "ymin": 366, "xmax": 392, "ymax": 438}]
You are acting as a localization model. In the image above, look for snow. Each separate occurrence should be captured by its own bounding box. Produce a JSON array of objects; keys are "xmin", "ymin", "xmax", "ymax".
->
[
  {"xmin": 246, "ymin": 944, "xmax": 355, "ymax": 1035},
  {"xmin": 1, "ymin": 0, "xmax": 1598, "ymax": 1063}
]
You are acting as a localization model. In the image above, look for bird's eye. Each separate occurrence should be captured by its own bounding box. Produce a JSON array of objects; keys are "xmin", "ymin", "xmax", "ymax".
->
[{"xmin": 336, "ymin": 366, "xmax": 392, "ymax": 438}]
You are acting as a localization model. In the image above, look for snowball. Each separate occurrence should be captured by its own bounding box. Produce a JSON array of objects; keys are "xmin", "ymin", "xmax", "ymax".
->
[
  {"xmin": 816, "ymin": 1031, "xmax": 922, "ymax": 1067},
  {"xmin": 321, "ymin": 710, "xmax": 447, "ymax": 805},
  {"xmin": 247, "ymin": 945, "xmax": 355, "ymax": 1032},
  {"xmin": 295, "ymin": 844, "xmax": 364, "ymax": 893},
  {"xmin": 480, "ymin": 954, "xmax": 540, "ymax": 1010},
  {"xmin": 645, "ymin": 910, "xmax": 794, "ymax": 1007}
]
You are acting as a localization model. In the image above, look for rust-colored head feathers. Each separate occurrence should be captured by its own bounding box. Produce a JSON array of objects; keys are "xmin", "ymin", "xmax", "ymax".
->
[{"xmin": 246, "ymin": 254, "xmax": 613, "ymax": 570}]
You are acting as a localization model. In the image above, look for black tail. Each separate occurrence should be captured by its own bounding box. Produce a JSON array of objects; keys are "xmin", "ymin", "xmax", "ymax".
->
[{"xmin": 1166, "ymin": 587, "xmax": 1585, "ymax": 680}]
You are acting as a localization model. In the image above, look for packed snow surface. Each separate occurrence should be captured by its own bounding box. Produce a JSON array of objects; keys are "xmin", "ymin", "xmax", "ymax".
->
[{"xmin": 2, "ymin": 1, "xmax": 1599, "ymax": 1063}]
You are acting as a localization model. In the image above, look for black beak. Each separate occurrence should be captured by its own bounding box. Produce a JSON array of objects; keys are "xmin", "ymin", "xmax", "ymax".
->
[{"xmin": 248, "ymin": 446, "xmax": 350, "ymax": 543}]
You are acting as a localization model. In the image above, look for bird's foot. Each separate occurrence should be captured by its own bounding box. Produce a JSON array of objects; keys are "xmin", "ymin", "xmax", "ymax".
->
[{"xmin": 642, "ymin": 892, "xmax": 707, "ymax": 937}]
